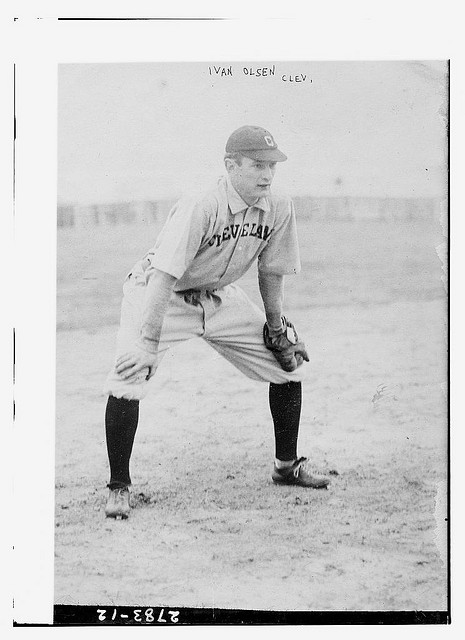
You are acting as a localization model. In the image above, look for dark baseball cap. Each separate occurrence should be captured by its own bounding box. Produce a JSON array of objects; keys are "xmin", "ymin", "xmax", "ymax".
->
[{"xmin": 225, "ymin": 125, "xmax": 287, "ymax": 162}]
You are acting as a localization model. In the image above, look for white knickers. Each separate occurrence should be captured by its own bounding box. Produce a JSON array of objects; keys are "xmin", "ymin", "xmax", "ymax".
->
[{"xmin": 104, "ymin": 275, "xmax": 306, "ymax": 400}]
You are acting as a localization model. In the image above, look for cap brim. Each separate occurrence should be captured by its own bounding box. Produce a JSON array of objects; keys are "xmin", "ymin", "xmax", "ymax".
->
[{"xmin": 241, "ymin": 149, "xmax": 288, "ymax": 162}]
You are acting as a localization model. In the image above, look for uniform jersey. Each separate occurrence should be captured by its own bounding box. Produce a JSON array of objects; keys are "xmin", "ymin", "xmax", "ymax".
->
[{"xmin": 130, "ymin": 175, "xmax": 301, "ymax": 291}]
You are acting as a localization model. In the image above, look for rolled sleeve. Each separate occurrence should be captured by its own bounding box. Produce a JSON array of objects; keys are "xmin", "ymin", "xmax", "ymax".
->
[{"xmin": 149, "ymin": 197, "xmax": 209, "ymax": 279}]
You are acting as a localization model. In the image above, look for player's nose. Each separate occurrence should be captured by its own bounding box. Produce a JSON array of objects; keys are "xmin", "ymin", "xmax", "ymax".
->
[{"xmin": 262, "ymin": 165, "xmax": 273, "ymax": 181}]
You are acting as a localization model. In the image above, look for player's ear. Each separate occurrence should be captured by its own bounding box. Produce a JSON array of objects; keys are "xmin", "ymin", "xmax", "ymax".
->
[{"xmin": 224, "ymin": 158, "xmax": 236, "ymax": 173}]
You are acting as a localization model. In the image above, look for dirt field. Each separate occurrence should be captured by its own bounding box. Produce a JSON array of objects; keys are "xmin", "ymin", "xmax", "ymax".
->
[{"xmin": 54, "ymin": 215, "xmax": 448, "ymax": 611}]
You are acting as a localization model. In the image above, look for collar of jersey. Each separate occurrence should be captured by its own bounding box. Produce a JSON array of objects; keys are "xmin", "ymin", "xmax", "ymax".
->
[{"xmin": 224, "ymin": 175, "xmax": 270, "ymax": 215}]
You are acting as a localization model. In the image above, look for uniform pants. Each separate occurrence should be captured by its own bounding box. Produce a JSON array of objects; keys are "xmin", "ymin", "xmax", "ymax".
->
[{"xmin": 104, "ymin": 276, "xmax": 306, "ymax": 401}]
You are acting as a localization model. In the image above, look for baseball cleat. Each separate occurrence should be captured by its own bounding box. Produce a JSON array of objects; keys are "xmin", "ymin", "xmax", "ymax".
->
[
  {"xmin": 272, "ymin": 457, "xmax": 330, "ymax": 489},
  {"xmin": 105, "ymin": 487, "xmax": 131, "ymax": 519}
]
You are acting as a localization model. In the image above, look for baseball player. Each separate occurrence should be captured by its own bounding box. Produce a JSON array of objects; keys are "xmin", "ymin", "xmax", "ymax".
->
[{"xmin": 103, "ymin": 125, "xmax": 330, "ymax": 519}]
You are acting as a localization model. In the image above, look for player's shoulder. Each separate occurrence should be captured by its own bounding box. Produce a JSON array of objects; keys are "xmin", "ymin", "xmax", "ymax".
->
[
  {"xmin": 177, "ymin": 178, "xmax": 225, "ymax": 210},
  {"xmin": 270, "ymin": 191, "xmax": 293, "ymax": 205},
  {"xmin": 268, "ymin": 191, "xmax": 294, "ymax": 215}
]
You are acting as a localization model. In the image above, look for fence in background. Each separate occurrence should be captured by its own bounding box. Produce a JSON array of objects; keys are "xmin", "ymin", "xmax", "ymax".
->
[{"xmin": 57, "ymin": 195, "xmax": 442, "ymax": 228}]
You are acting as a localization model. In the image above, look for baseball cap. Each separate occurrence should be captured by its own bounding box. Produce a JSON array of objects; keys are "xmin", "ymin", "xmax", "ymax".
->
[{"xmin": 225, "ymin": 125, "xmax": 287, "ymax": 162}]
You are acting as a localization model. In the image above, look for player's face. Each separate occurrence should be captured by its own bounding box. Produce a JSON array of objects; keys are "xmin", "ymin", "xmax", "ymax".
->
[{"xmin": 227, "ymin": 157, "xmax": 277, "ymax": 205}]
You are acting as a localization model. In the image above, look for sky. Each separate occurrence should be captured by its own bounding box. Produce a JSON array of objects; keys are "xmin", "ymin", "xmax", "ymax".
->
[{"xmin": 58, "ymin": 61, "xmax": 448, "ymax": 205}]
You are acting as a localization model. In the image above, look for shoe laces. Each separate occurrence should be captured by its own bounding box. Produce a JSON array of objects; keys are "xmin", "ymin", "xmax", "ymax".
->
[
  {"xmin": 112, "ymin": 487, "xmax": 128, "ymax": 500},
  {"xmin": 292, "ymin": 457, "xmax": 308, "ymax": 478}
]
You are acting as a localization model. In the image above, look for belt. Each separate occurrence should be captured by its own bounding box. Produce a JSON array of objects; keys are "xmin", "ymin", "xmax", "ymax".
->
[{"xmin": 179, "ymin": 288, "xmax": 221, "ymax": 307}]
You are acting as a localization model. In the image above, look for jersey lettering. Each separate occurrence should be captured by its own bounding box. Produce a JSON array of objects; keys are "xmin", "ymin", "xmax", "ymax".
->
[
  {"xmin": 229, "ymin": 224, "xmax": 240, "ymax": 239},
  {"xmin": 207, "ymin": 223, "xmax": 274, "ymax": 248}
]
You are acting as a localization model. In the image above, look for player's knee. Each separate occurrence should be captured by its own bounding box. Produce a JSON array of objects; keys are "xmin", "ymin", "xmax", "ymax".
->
[
  {"xmin": 103, "ymin": 373, "xmax": 149, "ymax": 401},
  {"xmin": 270, "ymin": 364, "xmax": 307, "ymax": 384}
]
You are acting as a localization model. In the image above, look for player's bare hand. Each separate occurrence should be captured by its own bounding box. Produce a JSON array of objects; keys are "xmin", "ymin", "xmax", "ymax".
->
[{"xmin": 115, "ymin": 349, "xmax": 158, "ymax": 380}]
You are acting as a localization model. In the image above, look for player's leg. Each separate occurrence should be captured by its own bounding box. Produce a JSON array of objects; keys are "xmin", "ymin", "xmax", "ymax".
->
[
  {"xmin": 268, "ymin": 379, "xmax": 301, "ymax": 462},
  {"xmin": 268, "ymin": 381, "xmax": 329, "ymax": 488},
  {"xmin": 204, "ymin": 284, "xmax": 329, "ymax": 489},
  {"xmin": 103, "ymin": 279, "xmax": 204, "ymax": 517},
  {"xmin": 103, "ymin": 395, "xmax": 139, "ymax": 518}
]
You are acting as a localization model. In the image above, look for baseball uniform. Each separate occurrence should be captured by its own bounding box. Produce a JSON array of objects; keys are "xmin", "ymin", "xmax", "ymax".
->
[
  {"xmin": 104, "ymin": 175, "xmax": 305, "ymax": 401},
  {"xmin": 103, "ymin": 126, "xmax": 330, "ymax": 519}
]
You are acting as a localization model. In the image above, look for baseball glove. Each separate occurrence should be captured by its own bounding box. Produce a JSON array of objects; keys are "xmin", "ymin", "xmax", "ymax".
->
[{"xmin": 263, "ymin": 317, "xmax": 309, "ymax": 372}]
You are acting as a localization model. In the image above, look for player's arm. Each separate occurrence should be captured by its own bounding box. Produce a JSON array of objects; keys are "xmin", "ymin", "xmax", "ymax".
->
[
  {"xmin": 116, "ymin": 196, "xmax": 208, "ymax": 380},
  {"xmin": 258, "ymin": 271, "xmax": 285, "ymax": 335},
  {"xmin": 257, "ymin": 198, "xmax": 300, "ymax": 334},
  {"xmin": 115, "ymin": 268, "xmax": 177, "ymax": 379},
  {"xmin": 259, "ymin": 270, "xmax": 309, "ymax": 370}
]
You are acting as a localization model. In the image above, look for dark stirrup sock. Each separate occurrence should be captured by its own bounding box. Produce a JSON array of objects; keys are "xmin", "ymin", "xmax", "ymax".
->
[
  {"xmin": 105, "ymin": 395, "xmax": 140, "ymax": 489},
  {"xmin": 269, "ymin": 381, "xmax": 302, "ymax": 461}
]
